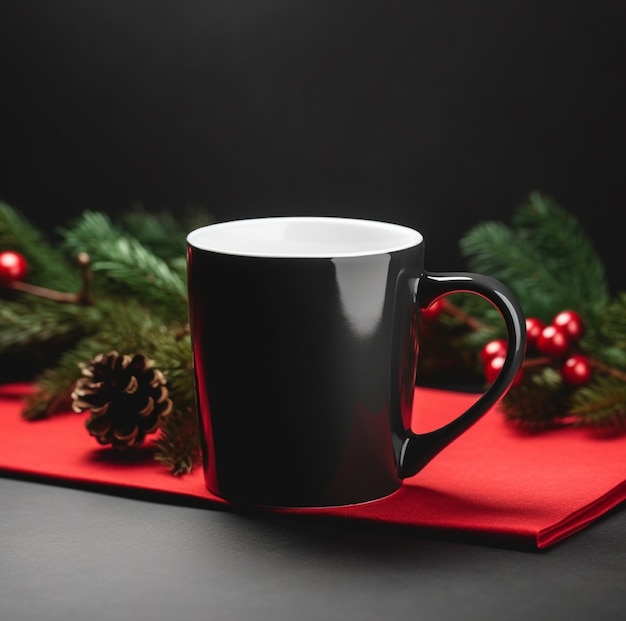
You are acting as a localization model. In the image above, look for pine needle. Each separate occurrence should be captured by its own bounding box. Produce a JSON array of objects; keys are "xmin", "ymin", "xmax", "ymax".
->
[
  {"xmin": 153, "ymin": 406, "xmax": 201, "ymax": 475},
  {"xmin": 0, "ymin": 201, "xmax": 78, "ymax": 290},
  {"xmin": 117, "ymin": 204, "xmax": 214, "ymax": 262},
  {"xmin": 460, "ymin": 192, "xmax": 609, "ymax": 322},
  {"xmin": 500, "ymin": 367, "xmax": 572, "ymax": 430},
  {"xmin": 60, "ymin": 211, "xmax": 188, "ymax": 322},
  {"xmin": 569, "ymin": 375, "xmax": 626, "ymax": 428}
]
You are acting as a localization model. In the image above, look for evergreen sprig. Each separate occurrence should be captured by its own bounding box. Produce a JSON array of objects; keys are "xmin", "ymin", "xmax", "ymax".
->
[
  {"xmin": 154, "ymin": 406, "xmax": 201, "ymax": 475},
  {"xmin": 498, "ymin": 367, "xmax": 572, "ymax": 429},
  {"xmin": 0, "ymin": 299, "xmax": 88, "ymax": 353},
  {"xmin": 118, "ymin": 203, "xmax": 214, "ymax": 263},
  {"xmin": 60, "ymin": 211, "xmax": 188, "ymax": 323},
  {"xmin": 0, "ymin": 201, "xmax": 213, "ymax": 474},
  {"xmin": 447, "ymin": 192, "xmax": 625, "ymax": 430},
  {"xmin": 592, "ymin": 293, "xmax": 626, "ymax": 364},
  {"xmin": 0, "ymin": 201, "xmax": 78, "ymax": 291},
  {"xmin": 459, "ymin": 192, "xmax": 609, "ymax": 323}
]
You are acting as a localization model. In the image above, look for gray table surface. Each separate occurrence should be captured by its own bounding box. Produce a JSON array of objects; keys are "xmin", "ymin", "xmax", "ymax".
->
[{"xmin": 2, "ymin": 475, "xmax": 625, "ymax": 621}]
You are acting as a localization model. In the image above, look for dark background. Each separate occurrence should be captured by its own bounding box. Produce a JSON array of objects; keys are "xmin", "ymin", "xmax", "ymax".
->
[{"xmin": 1, "ymin": 1, "xmax": 624, "ymax": 291}]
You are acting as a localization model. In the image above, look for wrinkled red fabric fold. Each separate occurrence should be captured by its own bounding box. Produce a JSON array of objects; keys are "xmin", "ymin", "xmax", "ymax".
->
[{"xmin": 1, "ymin": 383, "xmax": 624, "ymax": 548}]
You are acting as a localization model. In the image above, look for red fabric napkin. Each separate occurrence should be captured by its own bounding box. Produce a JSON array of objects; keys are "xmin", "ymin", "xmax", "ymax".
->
[{"xmin": 1, "ymin": 383, "xmax": 624, "ymax": 549}]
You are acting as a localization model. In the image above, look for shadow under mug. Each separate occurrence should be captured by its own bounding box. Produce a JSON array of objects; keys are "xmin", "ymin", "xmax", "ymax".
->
[{"xmin": 187, "ymin": 217, "xmax": 526, "ymax": 508}]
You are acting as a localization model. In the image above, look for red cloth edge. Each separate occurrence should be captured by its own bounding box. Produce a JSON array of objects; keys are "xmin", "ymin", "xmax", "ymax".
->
[{"xmin": 2, "ymin": 383, "xmax": 625, "ymax": 549}]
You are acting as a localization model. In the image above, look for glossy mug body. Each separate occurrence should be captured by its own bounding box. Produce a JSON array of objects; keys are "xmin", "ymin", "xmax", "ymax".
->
[{"xmin": 187, "ymin": 217, "xmax": 526, "ymax": 508}]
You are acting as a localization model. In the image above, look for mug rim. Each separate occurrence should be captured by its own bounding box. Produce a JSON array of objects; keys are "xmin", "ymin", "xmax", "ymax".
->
[{"xmin": 187, "ymin": 216, "xmax": 423, "ymax": 258}]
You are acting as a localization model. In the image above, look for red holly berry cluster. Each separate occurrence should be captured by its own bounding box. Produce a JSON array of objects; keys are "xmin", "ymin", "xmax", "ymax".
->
[
  {"xmin": 481, "ymin": 309, "xmax": 592, "ymax": 387},
  {"xmin": 527, "ymin": 310, "xmax": 591, "ymax": 386}
]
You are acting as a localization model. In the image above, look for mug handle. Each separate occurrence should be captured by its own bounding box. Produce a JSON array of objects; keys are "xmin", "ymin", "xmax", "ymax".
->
[{"xmin": 398, "ymin": 271, "xmax": 527, "ymax": 478}]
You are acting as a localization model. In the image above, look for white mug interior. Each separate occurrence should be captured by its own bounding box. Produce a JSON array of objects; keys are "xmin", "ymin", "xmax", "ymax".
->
[{"xmin": 187, "ymin": 217, "xmax": 423, "ymax": 258}]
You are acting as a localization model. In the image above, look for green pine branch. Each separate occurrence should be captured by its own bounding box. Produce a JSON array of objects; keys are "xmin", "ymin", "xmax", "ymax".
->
[
  {"xmin": 118, "ymin": 203, "xmax": 215, "ymax": 263},
  {"xmin": 0, "ymin": 299, "xmax": 89, "ymax": 354},
  {"xmin": 1, "ymin": 200, "xmax": 200, "ymax": 471},
  {"xmin": 594, "ymin": 293, "xmax": 626, "ymax": 362},
  {"xmin": 60, "ymin": 211, "xmax": 188, "ymax": 323},
  {"xmin": 569, "ymin": 375, "xmax": 626, "ymax": 428},
  {"xmin": 153, "ymin": 406, "xmax": 201, "ymax": 475},
  {"xmin": 459, "ymin": 192, "xmax": 609, "ymax": 323},
  {"xmin": 0, "ymin": 201, "xmax": 78, "ymax": 291},
  {"xmin": 499, "ymin": 367, "xmax": 572, "ymax": 430},
  {"xmin": 576, "ymin": 294, "xmax": 626, "ymax": 376}
]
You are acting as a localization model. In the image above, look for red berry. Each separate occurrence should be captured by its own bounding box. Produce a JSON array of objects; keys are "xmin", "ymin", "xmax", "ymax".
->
[
  {"xmin": 552, "ymin": 310, "xmax": 585, "ymax": 341},
  {"xmin": 484, "ymin": 355, "xmax": 505, "ymax": 383},
  {"xmin": 561, "ymin": 354, "xmax": 592, "ymax": 386},
  {"xmin": 422, "ymin": 297, "xmax": 446, "ymax": 321},
  {"xmin": 480, "ymin": 339, "xmax": 508, "ymax": 366},
  {"xmin": 536, "ymin": 324, "xmax": 571, "ymax": 358},
  {"xmin": 525, "ymin": 317, "xmax": 545, "ymax": 350},
  {"xmin": 484, "ymin": 354, "xmax": 524, "ymax": 387},
  {"xmin": 0, "ymin": 250, "xmax": 28, "ymax": 284}
]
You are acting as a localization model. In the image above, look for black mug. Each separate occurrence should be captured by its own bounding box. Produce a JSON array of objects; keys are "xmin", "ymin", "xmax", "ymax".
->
[{"xmin": 187, "ymin": 217, "xmax": 526, "ymax": 507}]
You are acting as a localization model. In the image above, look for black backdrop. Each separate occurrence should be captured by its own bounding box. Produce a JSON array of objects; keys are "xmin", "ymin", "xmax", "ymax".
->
[{"xmin": 1, "ymin": 1, "xmax": 624, "ymax": 292}]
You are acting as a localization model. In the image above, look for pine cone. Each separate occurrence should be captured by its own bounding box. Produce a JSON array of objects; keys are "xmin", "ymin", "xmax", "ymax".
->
[{"xmin": 71, "ymin": 351, "xmax": 173, "ymax": 449}]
